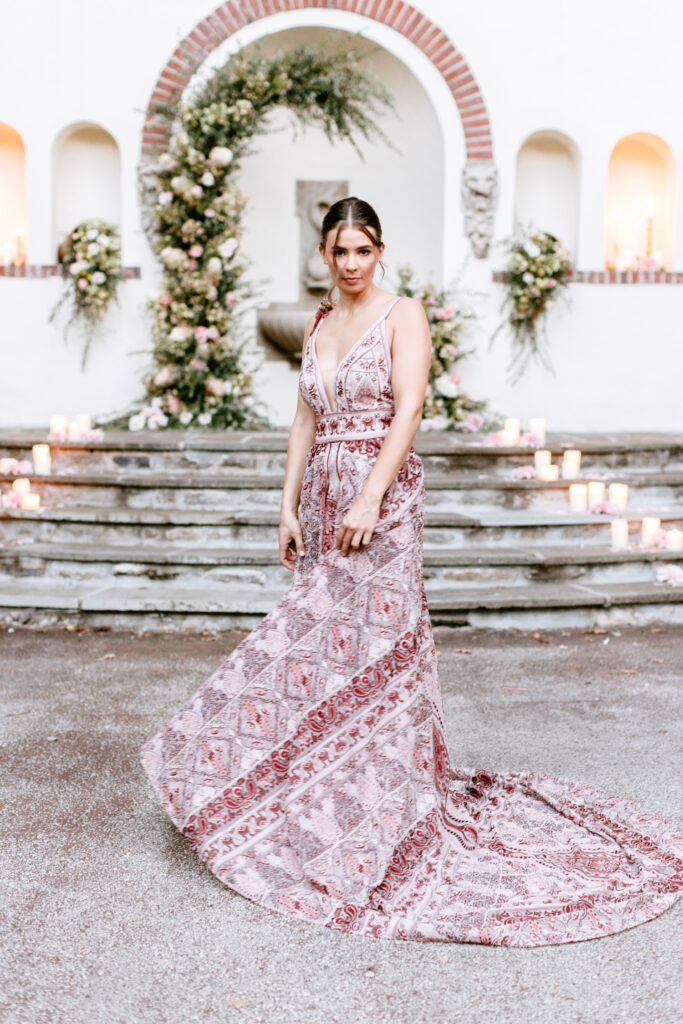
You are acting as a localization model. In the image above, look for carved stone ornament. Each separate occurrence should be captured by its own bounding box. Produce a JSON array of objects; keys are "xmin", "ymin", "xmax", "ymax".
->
[{"xmin": 461, "ymin": 159, "xmax": 498, "ymax": 259}]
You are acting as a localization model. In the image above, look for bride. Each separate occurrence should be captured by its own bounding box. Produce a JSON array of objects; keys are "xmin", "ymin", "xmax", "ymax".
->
[{"xmin": 140, "ymin": 196, "xmax": 683, "ymax": 946}]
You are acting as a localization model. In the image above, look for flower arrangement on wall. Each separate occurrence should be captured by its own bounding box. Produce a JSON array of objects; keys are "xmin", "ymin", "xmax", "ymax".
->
[
  {"xmin": 49, "ymin": 219, "xmax": 122, "ymax": 369},
  {"xmin": 490, "ymin": 227, "xmax": 572, "ymax": 385},
  {"xmin": 134, "ymin": 44, "xmax": 393, "ymax": 431},
  {"xmin": 396, "ymin": 266, "xmax": 491, "ymax": 431}
]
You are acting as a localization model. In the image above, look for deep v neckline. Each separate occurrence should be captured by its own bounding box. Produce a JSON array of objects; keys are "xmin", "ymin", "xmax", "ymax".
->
[{"xmin": 311, "ymin": 297, "xmax": 401, "ymax": 413}]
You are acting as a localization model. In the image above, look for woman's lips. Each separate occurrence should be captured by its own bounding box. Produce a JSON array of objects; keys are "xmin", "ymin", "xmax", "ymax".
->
[{"xmin": 345, "ymin": 277, "xmax": 359, "ymax": 282}]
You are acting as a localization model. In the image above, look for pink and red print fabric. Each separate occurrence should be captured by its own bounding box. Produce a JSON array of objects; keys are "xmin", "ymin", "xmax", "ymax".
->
[{"xmin": 140, "ymin": 296, "xmax": 683, "ymax": 945}]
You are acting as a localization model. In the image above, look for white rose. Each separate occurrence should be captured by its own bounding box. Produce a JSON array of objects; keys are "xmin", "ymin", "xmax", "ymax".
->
[
  {"xmin": 153, "ymin": 366, "xmax": 176, "ymax": 387},
  {"xmin": 222, "ymin": 379, "xmax": 233, "ymax": 395},
  {"xmin": 197, "ymin": 412, "xmax": 212, "ymax": 426},
  {"xmin": 128, "ymin": 413, "xmax": 145, "ymax": 431},
  {"xmin": 522, "ymin": 271, "xmax": 534, "ymax": 285},
  {"xmin": 207, "ymin": 256, "xmax": 222, "ymax": 281},
  {"xmin": 205, "ymin": 376, "xmax": 225, "ymax": 397},
  {"xmin": 191, "ymin": 185, "xmax": 203, "ymax": 199},
  {"xmin": 218, "ymin": 238, "xmax": 238, "ymax": 260},
  {"xmin": 169, "ymin": 325, "xmax": 193, "ymax": 342},
  {"xmin": 208, "ymin": 146, "xmax": 233, "ymax": 167},
  {"xmin": 159, "ymin": 152, "xmax": 177, "ymax": 170},
  {"xmin": 179, "ymin": 411, "xmax": 193, "ymax": 425},
  {"xmin": 525, "ymin": 241, "xmax": 541, "ymax": 257},
  {"xmin": 434, "ymin": 374, "xmax": 458, "ymax": 398},
  {"xmin": 87, "ymin": 242, "xmax": 100, "ymax": 256},
  {"xmin": 86, "ymin": 228, "xmax": 99, "ymax": 241},
  {"xmin": 92, "ymin": 270, "xmax": 106, "ymax": 285},
  {"xmin": 158, "ymin": 191, "xmax": 173, "ymax": 207},
  {"xmin": 201, "ymin": 171, "xmax": 215, "ymax": 187},
  {"xmin": 97, "ymin": 234, "xmax": 110, "ymax": 247}
]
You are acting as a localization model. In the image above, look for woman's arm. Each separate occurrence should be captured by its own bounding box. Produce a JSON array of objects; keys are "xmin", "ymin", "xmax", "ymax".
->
[
  {"xmin": 335, "ymin": 296, "xmax": 431, "ymax": 555},
  {"xmin": 279, "ymin": 316, "xmax": 318, "ymax": 570}
]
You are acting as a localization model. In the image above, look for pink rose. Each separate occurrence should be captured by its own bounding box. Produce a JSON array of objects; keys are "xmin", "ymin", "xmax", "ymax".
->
[
  {"xmin": 77, "ymin": 278, "xmax": 89, "ymax": 290},
  {"xmin": 194, "ymin": 326, "xmax": 209, "ymax": 342},
  {"xmin": 435, "ymin": 305, "xmax": 455, "ymax": 320},
  {"xmin": 167, "ymin": 395, "xmax": 179, "ymax": 414},
  {"xmin": 160, "ymin": 295, "xmax": 172, "ymax": 306},
  {"xmin": 206, "ymin": 326, "xmax": 220, "ymax": 340},
  {"xmin": 189, "ymin": 244, "xmax": 203, "ymax": 258},
  {"xmin": 205, "ymin": 209, "xmax": 216, "ymax": 218},
  {"xmin": 225, "ymin": 293, "xmax": 236, "ymax": 307}
]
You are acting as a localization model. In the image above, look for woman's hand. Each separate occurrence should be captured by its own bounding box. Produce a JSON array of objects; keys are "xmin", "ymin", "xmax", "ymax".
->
[
  {"xmin": 335, "ymin": 494, "xmax": 381, "ymax": 556},
  {"xmin": 279, "ymin": 510, "xmax": 305, "ymax": 571}
]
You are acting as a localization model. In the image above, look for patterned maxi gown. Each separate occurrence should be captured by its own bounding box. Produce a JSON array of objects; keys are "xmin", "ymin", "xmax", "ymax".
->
[{"xmin": 140, "ymin": 296, "xmax": 683, "ymax": 946}]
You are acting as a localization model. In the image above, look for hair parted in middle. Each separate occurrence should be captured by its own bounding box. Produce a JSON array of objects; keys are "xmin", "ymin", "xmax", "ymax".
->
[{"xmin": 320, "ymin": 196, "xmax": 386, "ymax": 304}]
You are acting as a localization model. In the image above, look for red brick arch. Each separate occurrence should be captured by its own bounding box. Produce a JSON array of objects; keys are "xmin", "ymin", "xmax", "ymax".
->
[{"xmin": 142, "ymin": 0, "xmax": 493, "ymax": 161}]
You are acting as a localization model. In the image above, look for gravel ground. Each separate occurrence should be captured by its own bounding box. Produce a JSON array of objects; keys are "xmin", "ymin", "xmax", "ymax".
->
[{"xmin": 1, "ymin": 623, "xmax": 681, "ymax": 1024}]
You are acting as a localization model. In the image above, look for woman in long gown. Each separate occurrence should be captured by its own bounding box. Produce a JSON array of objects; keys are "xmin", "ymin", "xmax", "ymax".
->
[{"xmin": 140, "ymin": 196, "xmax": 683, "ymax": 946}]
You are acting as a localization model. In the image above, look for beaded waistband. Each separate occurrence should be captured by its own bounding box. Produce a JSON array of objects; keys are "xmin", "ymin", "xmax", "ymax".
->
[{"xmin": 314, "ymin": 408, "xmax": 394, "ymax": 444}]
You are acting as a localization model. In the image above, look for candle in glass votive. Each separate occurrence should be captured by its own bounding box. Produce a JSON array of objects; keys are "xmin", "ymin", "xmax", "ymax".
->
[
  {"xmin": 74, "ymin": 413, "xmax": 92, "ymax": 435},
  {"xmin": 32, "ymin": 444, "xmax": 51, "ymax": 475},
  {"xmin": 529, "ymin": 418, "xmax": 546, "ymax": 445},
  {"xmin": 20, "ymin": 492, "xmax": 40, "ymax": 511},
  {"xmin": 561, "ymin": 450, "xmax": 582, "ymax": 479},
  {"xmin": 608, "ymin": 483, "xmax": 628, "ymax": 511},
  {"xmin": 50, "ymin": 415, "xmax": 68, "ymax": 437},
  {"xmin": 587, "ymin": 481, "xmax": 605, "ymax": 508},
  {"xmin": 12, "ymin": 477, "xmax": 31, "ymax": 495},
  {"xmin": 503, "ymin": 418, "xmax": 520, "ymax": 445},
  {"xmin": 534, "ymin": 449, "xmax": 551, "ymax": 473},
  {"xmin": 569, "ymin": 483, "xmax": 588, "ymax": 512},
  {"xmin": 611, "ymin": 518, "xmax": 629, "ymax": 549},
  {"xmin": 538, "ymin": 464, "xmax": 558, "ymax": 481},
  {"xmin": 665, "ymin": 528, "xmax": 682, "ymax": 551},
  {"xmin": 641, "ymin": 517, "xmax": 661, "ymax": 546},
  {"xmin": 67, "ymin": 421, "xmax": 82, "ymax": 442}
]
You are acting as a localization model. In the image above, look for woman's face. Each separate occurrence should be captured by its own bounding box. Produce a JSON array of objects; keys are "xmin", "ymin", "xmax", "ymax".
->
[{"xmin": 319, "ymin": 225, "xmax": 384, "ymax": 296}]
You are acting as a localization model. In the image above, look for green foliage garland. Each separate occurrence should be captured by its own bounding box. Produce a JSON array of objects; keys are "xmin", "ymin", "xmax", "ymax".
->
[
  {"xmin": 490, "ymin": 226, "xmax": 572, "ymax": 385},
  {"xmin": 137, "ymin": 43, "xmax": 394, "ymax": 430}
]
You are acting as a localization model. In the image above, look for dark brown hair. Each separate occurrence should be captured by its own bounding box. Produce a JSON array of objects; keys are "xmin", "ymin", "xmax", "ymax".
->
[{"xmin": 320, "ymin": 196, "xmax": 385, "ymax": 303}]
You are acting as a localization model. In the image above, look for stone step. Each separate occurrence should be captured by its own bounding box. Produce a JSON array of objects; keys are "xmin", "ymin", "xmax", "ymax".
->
[
  {"xmin": 2, "ymin": 504, "xmax": 681, "ymax": 548},
  {"xmin": 1, "ymin": 540, "xmax": 681, "ymax": 590},
  {"xmin": 2, "ymin": 469, "xmax": 682, "ymax": 513},
  {"xmin": 1, "ymin": 577, "xmax": 681, "ymax": 632},
  {"xmin": 3, "ymin": 428, "xmax": 683, "ymax": 476}
]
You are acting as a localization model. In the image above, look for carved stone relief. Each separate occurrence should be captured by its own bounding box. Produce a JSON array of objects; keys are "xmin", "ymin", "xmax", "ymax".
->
[{"xmin": 461, "ymin": 158, "xmax": 498, "ymax": 259}]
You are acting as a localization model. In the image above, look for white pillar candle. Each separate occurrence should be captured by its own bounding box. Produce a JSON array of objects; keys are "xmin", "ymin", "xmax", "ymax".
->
[
  {"xmin": 608, "ymin": 483, "xmax": 629, "ymax": 511},
  {"xmin": 20, "ymin": 492, "xmax": 40, "ymax": 511},
  {"xmin": 534, "ymin": 449, "xmax": 551, "ymax": 473},
  {"xmin": 611, "ymin": 518, "xmax": 629, "ymax": 549},
  {"xmin": 641, "ymin": 517, "xmax": 661, "ymax": 546},
  {"xmin": 74, "ymin": 413, "xmax": 92, "ymax": 435},
  {"xmin": 32, "ymin": 444, "xmax": 51, "ymax": 475},
  {"xmin": 67, "ymin": 421, "xmax": 82, "ymax": 442},
  {"xmin": 538, "ymin": 464, "xmax": 559, "ymax": 481},
  {"xmin": 50, "ymin": 415, "xmax": 68, "ymax": 437},
  {"xmin": 12, "ymin": 477, "xmax": 31, "ymax": 495},
  {"xmin": 569, "ymin": 483, "xmax": 588, "ymax": 512},
  {"xmin": 665, "ymin": 528, "xmax": 682, "ymax": 551},
  {"xmin": 587, "ymin": 481, "xmax": 606, "ymax": 507},
  {"xmin": 2, "ymin": 242, "xmax": 11, "ymax": 268},
  {"xmin": 503, "ymin": 418, "xmax": 520, "ymax": 445},
  {"xmin": 561, "ymin": 450, "xmax": 582, "ymax": 479},
  {"xmin": 529, "ymin": 418, "xmax": 546, "ymax": 445}
]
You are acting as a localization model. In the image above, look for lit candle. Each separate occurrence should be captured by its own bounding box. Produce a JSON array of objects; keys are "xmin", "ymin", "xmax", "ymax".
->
[
  {"xmin": 503, "ymin": 418, "xmax": 520, "ymax": 445},
  {"xmin": 15, "ymin": 224, "xmax": 25, "ymax": 264},
  {"xmin": 641, "ymin": 517, "xmax": 661, "ymax": 546},
  {"xmin": 608, "ymin": 483, "xmax": 629, "ymax": 511},
  {"xmin": 665, "ymin": 528, "xmax": 682, "ymax": 551},
  {"xmin": 529, "ymin": 418, "xmax": 546, "ymax": 445},
  {"xmin": 12, "ymin": 477, "xmax": 31, "ymax": 495},
  {"xmin": 32, "ymin": 444, "xmax": 52, "ymax": 475},
  {"xmin": 587, "ymin": 481, "xmax": 605, "ymax": 508},
  {"xmin": 569, "ymin": 483, "xmax": 588, "ymax": 512},
  {"xmin": 74, "ymin": 413, "xmax": 92, "ymax": 435},
  {"xmin": 20, "ymin": 492, "xmax": 40, "ymax": 511},
  {"xmin": 534, "ymin": 449, "xmax": 551, "ymax": 473},
  {"xmin": 538, "ymin": 464, "xmax": 558, "ymax": 481},
  {"xmin": 50, "ymin": 415, "xmax": 69, "ymax": 437},
  {"xmin": 611, "ymin": 519, "xmax": 629, "ymax": 550},
  {"xmin": 561, "ymin": 450, "xmax": 582, "ymax": 479},
  {"xmin": 67, "ymin": 421, "xmax": 82, "ymax": 442}
]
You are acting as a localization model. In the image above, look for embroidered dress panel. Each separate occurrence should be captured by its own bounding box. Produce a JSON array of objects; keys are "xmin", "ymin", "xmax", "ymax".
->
[{"xmin": 140, "ymin": 294, "xmax": 683, "ymax": 946}]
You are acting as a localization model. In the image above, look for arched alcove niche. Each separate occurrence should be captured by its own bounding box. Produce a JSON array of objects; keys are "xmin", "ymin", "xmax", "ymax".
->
[
  {"xmin": 196, "ymin": 25, "xmax": 444, "ymax": 299},
  {"xmin": 52, "ymin": 123, "xmax": 121, "ymax": 257},
  {"xmin": 514, "ymin": 130, "xmax": 579, "ymax": 258},
  {"xmin": 0, "ymin": 123, "xmax": 28, "ymax": 264},
  {"xmin": 605, "ymin": 132, "xmax": 675, "ymax": 271}
]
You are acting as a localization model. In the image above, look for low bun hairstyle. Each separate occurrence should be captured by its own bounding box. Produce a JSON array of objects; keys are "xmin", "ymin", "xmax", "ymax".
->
[{"xmin": 320, "ymin": 196, "xmax": 386, "ymax": 304}]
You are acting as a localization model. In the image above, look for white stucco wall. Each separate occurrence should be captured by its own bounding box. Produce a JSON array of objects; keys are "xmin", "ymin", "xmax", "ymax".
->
[{"xmin": 0, "ymin": 0, "xmax": 682, "ymax": 430}]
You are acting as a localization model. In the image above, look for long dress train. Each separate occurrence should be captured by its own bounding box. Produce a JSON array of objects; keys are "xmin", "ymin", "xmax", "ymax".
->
[{"xmin": 140, "ymin": 295, "xmax": 683, "ymax": 946}]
